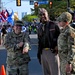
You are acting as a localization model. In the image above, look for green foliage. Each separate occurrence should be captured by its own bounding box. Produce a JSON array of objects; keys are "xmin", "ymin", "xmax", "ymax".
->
[
  {"xmin": 22, "ymin": 14, "xmax": 38, "ymax": 22},
  {"xmin": 49, "ymin": 0, "xmax": 67, "ymax": 20},
  {"xmin": 23, "ymin": 0, "xmax": 75, "ymax": 21},
  {"xmin": 32, "ymin": 0, "xmax": 75, "ymax": 20}
]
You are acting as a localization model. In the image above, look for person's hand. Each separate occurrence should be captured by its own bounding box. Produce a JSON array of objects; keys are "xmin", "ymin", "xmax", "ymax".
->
[
  {"xmin": 18, "ymin": 42, "xmax": 23, "ymax": 47},
  {"xmin": 66, "ymin": 63, "xmax": 72, "ymax": 73},
  {"xmin": 23, "ymin": 47, "xmax": 29, "ymax": 54},
  {"xmin": 54, "ymin": 46, "xmax": 58, "ymax": 54}
]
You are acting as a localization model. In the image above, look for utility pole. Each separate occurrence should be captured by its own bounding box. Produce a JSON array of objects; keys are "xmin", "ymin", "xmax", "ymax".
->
[
  {"xmin": 67, "ymin": 0, "xmax": 74, "ymax": 13},
  {"xmin": 0, "ymin": 0, "xmax": 1, "ymax": 12},
  {"xmin": 67, "ymin": 0, "xmax": 70, "ymax": 8}
]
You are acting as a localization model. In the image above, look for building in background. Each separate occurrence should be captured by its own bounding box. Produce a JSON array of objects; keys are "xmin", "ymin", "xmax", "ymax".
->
[
  {"xmin": 1, "ymin": 0, "xmax": 34, "ymax": 20},
  {"xmin": 22, "ymin": 12, "xmax": 27, "ymax": 18}
]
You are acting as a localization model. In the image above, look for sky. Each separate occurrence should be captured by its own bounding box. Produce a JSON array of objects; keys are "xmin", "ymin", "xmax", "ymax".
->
[{"xmin": 1, "ymin": 0, "xmax": 34, "ymax": 19}]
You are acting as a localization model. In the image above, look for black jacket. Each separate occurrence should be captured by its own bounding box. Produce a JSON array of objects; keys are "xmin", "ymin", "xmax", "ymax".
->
[
  {"xmin": 37, "ymin": 21, "xmax": 60, "ymax": 63},
  {"xmin": 38, "ymin": 21, "xmax": 60, "ymax": 50}
]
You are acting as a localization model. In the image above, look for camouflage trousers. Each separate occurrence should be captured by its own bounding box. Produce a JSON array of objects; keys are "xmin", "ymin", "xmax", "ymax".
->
[
  {"xmin": 60, "ymin": 59, "xmax": 75, "ymax": 75},
  {"xmin": 60, "ymin": 58, "xmax": 67, "ymax": 75},
  {"xmin": 71, "ymin": 59, "xmax": 75, "ymax": 75},
  {"xmin": 6, "ymin": 63, "xmax": 29, "ymax": 75}
]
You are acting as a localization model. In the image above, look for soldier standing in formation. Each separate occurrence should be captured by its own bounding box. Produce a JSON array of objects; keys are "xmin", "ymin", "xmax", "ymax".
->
[
  {"xmin": 57, "ymin": 12, "xmax": 73, "ymax": 75},
  {"xmin": 4, "ymin": 20, "xmax": 31, "ymax": 75}
]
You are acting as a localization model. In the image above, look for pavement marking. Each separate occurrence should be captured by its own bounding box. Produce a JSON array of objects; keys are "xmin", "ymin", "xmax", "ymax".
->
[
  {"xmin": 0, "ymin": 45, "xmax": 5, "ymax": 50},
  {"xmin": 31, "ymin": 44, "xmax": 38, "ymax": 45},
  {"xmin": 31, "ymin": 57, "xmax": 37, "ymax": 59}
]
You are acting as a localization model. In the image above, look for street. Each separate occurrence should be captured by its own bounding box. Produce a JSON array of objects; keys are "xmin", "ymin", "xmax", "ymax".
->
[{"xmin": 0, "ymin": 34, "xmax": 43, "ymax": 75}]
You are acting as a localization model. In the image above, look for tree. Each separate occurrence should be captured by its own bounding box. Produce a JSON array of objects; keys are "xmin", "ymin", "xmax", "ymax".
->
[
  {"xmin": 22, "ymin": 0, "xmax": 75, "ymax": 22},
  {"xmin": 22, "ymin": 14, "xmax": 38, "ymax": 22},
  {"xmin": 32, "ymin": 0, "xmax": 75, "ymax": 20}
]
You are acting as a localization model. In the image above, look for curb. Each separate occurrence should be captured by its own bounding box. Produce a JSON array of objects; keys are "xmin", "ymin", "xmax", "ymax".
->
[{"xmin": 0, "ymin": 45, "xmax": 5, "ymax": 50}]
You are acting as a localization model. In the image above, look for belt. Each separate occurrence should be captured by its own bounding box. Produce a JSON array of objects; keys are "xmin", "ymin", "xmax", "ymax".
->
[
  {"xmin": 44, "ymin": 48, "xmax": 56, "ymax": 53},
  {"xmin": 44, "ymin": 48, "xmax": 50, "ymax": 50}
]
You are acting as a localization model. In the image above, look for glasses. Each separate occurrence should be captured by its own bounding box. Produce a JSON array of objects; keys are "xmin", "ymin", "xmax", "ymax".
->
[{"xmin": 39, "ymin": 13, "xmax": 45, "ymax": 16}]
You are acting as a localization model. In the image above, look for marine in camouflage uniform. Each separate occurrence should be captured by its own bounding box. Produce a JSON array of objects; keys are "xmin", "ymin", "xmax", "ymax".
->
[
  {"xmin": 57, "ymin": 12, "xmax": 73, "ymax": 75},
  {"xmin": 69, "ymin": 24, "xmax": 75, "ymax": 75},
  {"xmin": 4, "ymin": 20, "xmax": 31, "ymax": 75}
]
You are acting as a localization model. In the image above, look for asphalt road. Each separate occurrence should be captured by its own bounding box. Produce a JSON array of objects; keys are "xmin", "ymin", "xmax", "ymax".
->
[{"xmin": 0, "ymin": 34, "xmax": 43, "ymax": 75}]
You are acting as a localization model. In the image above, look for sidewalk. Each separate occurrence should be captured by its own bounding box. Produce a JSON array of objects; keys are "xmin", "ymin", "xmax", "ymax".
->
[{"xmin": 0, "ymin": 45, "xmax": 5, "ymax": 50}]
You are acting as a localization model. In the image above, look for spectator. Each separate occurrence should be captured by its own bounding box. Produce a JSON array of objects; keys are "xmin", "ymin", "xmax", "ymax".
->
[
  {"xmin": 1, "ymin": 25, "xmax": 7, "ymax": 45},
  {"xmin": 37, "ymin": 8, "xmax": 60, "ymax": 75},
  {"xmin": 6, "ymin": 25, "xmax": 12, "ymax": 33}
]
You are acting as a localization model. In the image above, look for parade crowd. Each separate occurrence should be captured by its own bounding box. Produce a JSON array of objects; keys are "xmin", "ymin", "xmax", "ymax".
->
[{"xmin": 0, "ymin": 7, "xmax": 75, "ymax": 75}]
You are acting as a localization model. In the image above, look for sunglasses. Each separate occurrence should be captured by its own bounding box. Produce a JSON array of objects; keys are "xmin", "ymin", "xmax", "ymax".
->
[{"xmin": 39, "ymin": 13, "xmax": 45, "ymax": 16}]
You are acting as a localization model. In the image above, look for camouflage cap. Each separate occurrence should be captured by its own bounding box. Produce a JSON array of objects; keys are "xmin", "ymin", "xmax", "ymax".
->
[
  {"xmin": 57, "ymin": 12, "xmax": 72, "ymax": 23},
  {"xmin": 14, "ymin": 20, "xmax": 24, "ymax": 26}
]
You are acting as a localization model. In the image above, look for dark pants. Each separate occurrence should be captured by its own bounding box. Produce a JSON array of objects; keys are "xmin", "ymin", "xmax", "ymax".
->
[{"xmin": 41, "ymin": 48, "xmax": 60, "ymax": 75}]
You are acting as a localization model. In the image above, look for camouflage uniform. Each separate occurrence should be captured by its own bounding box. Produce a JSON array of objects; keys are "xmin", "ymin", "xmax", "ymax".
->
[
  {"xmin": 4, "ymin": 21, "xmax": 30, "ymax": 75},
  {"xmin": 69, "ymin": 25, "xmax": 75, "ymax": 75},
  {"xmin": 58, "ymin": 26, "xmax": 72, "ymax": 75},
  {"xmin": 57, "ymin": 12, "xmax": 73, "ymax": 75}
]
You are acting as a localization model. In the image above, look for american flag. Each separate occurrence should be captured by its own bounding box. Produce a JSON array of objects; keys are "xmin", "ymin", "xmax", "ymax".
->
[
  {"xmin": 0, "ymin": 14, "xmax": 6, "ymax": 22},
  {"xmin": 1, "ymin": 9, "xmax": 9, "ymax": 20}
]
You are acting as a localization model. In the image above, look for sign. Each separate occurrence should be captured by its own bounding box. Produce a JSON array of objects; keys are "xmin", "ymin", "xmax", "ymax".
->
[
  {"xmin": 38, "ymin": 1, "xmax": 48, "ymax": 5},
  {"xmin": 30, "ymin": 0, "xmax": 34, "ymax": 5},
  {"xmin": 37, "ymin": 0, "xmax": 48, "ymax": 2}
]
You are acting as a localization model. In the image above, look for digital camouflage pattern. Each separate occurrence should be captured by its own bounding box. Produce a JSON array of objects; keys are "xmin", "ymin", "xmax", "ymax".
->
[
  {"xmin": 58, "ymin": 26, "xmax": 72, "ymax": 75},
  {"xmin": 4, "ymin": 31, "xmax": 30, "ymax": 75},
  {"xmin": 69, "ymin": 25, "xmax": 75, "ymax": 75}
]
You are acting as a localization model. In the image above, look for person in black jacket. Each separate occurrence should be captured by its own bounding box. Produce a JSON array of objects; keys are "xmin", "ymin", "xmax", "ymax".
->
[
  {"xmin": 1, "ymin": 25, "xmax": 7, "ymax": 45},
  {"xmin": 37, "ymin": 8, "xmax": 60, "ymax": 75}
]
